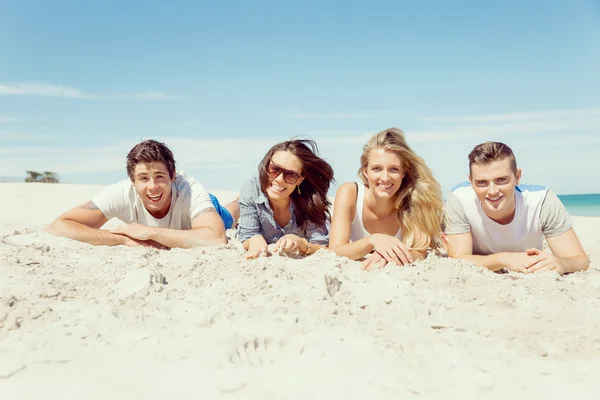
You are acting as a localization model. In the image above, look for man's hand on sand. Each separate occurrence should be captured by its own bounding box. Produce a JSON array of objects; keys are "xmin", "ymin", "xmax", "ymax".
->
[
  {"xmin": 497, "ymin": 252, "xmax": 533, "ymax": 273},
  {"xmin": 111, "ymin": 223, "xmax": 153, "ymax": 241},
  {"xmin": 119, "ymin": 235, "xmax": 164, "ymax": 249},
  {"xmin": 525, "ymin": 248, "xmax": 566, "ymax": 275},
  {"xmin": 111, "ymin": 224, "xmax": 168, "ymax": 250}
]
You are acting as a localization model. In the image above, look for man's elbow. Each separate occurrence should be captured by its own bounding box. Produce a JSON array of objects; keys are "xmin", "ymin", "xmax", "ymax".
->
[
  {"xmin": 44, "ymin": 219, "xmax": 63, "ymax": 237},
  {"xmin": 578, "ymin": 254, "xmax": 591, "ymax": 271},
  {"xmin": 214, "ymin": 234, "xmax": 228, "ymax": 245},
  {"xmin": 194, "ymin": 228, "xmax": 227, "ymax": 246}
]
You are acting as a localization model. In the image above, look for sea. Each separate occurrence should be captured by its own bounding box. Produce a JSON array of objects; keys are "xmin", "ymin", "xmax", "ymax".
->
[{"xmin": 559, "ymin": 193, "xmax": 600, "ymax": 217}]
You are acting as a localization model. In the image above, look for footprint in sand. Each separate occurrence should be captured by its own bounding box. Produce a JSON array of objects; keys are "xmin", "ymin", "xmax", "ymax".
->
[
  {"xmin": 324, "ymin": 275, "xmax": 342, "ymax": 297},
  {"xmin": 229, "ymin": 336, "xmax": 305, "ymax": 366}
]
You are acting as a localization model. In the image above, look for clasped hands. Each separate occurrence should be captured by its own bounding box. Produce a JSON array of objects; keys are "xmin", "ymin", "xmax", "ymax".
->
[
  {"xmin": 110, "ymin": 223, "xmax": 169, "ymax": 250},
  {"xmin": 502, "ymin": 248, "xmax": 566, "ymax": 275}
]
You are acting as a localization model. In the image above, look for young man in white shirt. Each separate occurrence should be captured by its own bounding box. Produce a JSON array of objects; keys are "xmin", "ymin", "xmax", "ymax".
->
[
  {"xmin": 45, "ymin": 140, "xmax": 239, "ymax": 249},
  {"xmin": 444, "ymin": 141, "xmax": 589, "ymax": 275}
]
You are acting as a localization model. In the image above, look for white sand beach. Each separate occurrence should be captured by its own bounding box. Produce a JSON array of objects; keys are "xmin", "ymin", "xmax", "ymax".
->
[{"xmin": 1, "ymin": 182, "xmax": 600, "ymax": 399}]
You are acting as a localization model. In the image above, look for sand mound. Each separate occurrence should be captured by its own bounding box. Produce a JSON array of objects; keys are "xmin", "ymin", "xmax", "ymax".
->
[
  {"xmin": 1, "ymin": 183, "xmax": 599, "ymax": 399},
  {"xmin": 1, "ymin": 226, "xmax": 600, "ymax": 399}
]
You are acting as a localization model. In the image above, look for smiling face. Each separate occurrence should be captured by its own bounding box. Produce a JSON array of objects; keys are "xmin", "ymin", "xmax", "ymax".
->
[
  {"xmin": 132, "ymin": 162, "xmax": 174, "ymax": 219},
  {"xmin": 363, "ymin": 148, "xmax": 406, "ymax": 199},
  {"xmin": 265, "ymin": 150, "xmax": 304, "ymax": 203},
  {"xmin": 469, "ymin": 158, "xmax": 522, "ymax": 224}
]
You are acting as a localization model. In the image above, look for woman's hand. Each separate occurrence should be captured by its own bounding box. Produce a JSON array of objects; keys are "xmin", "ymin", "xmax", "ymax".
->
[
  {"xmin": 274, "ymin": 234, "xmax": 306, "ymax": 254},
  {"xmin": 361, "ymin": 251, "xmax": 387, "ymax": 270},
  {"xmin": 245, "ymin": 235, "xmax": 269, "ymax": 260},
  {"xmin": 368, "ymin": 233, "xmax": 413, "ymax": 266}
]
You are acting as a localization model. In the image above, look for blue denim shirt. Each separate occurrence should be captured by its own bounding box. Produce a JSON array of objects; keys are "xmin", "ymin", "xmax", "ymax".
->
[{"xmin": 236, "ymin": 175, "xmax": 329, "ymax": 245}]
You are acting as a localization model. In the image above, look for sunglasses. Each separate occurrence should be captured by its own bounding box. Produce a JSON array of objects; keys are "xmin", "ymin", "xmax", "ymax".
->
[{"xmin": 266, "ymin": 162, "xmax": 302, "ymax": 185}]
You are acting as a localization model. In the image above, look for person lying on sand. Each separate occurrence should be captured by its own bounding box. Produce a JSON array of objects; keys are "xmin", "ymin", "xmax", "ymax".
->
[
  {"xmin": 444, "ymin": 141, "xmax": 589, "ymax": 275},
  {"xmin": 328, "ymin": 127, "xmax": 445, "ymax": 270},
  {"xmin": 45, "ymin": 139, "xmax": 240, "ymax": 249},
  {"xmin": 237, "ymin": 139, "xmax": 334, "ymax": 259}
]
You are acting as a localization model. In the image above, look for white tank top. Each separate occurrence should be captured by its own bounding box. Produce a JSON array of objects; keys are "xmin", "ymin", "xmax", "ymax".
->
[{"xmin": 350, "ymin": 183, "xmax": 403, "ymax": 242}]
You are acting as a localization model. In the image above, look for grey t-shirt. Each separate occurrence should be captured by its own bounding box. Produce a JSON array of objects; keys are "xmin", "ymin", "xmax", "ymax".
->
[{"xmin": 445, "ymin": 183, "xmax": 572, "ymax": 254}]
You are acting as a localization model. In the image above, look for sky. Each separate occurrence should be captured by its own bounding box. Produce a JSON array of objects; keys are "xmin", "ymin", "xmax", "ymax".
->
[{"xmin": 1, "ymin": 0, "xmax": 599, "ymax": 195}]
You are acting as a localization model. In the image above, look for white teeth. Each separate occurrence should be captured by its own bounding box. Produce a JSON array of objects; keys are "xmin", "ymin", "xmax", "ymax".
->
[
  {"xmin": 488, "ymin": 196, "xmax": 502, "ymax": 201},
  {"xmin": 148, "ymin": 194, "xmax": 162, "ymax": 200},
  {"xmin": 271, "ymin": 184, "xmax": 285, "ymax": 192},
  {"xmin": 378, "ymin": 184, "xmax": 392, "ymax": 189}
]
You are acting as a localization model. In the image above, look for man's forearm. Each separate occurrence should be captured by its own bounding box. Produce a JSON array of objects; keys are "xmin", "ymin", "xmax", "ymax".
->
[
  {"xmin": 454, "ymin": 253, "xmax": 506, "ymax": 272},
  {"xmin": 45, "ymin": 220, "xmax": 124, "ymax": 246},
  {"xmin": 149, "ymin": 227, "xmax": 227, "ymax": 249},
  {"xmin": 560, "ymin": 254, "xmax": 590, "ymax": 273}
]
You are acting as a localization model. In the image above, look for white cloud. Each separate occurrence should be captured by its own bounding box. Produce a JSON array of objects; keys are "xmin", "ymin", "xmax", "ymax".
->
[
  {"xmin": 0, "ymin": 134, "xmax": 366, "ymax": 185},
  {"xmin": 0, "ymin": 130, "xmax": 44, "ymax": 140},
  {"xmin": 421, "ymin": 107, "xmax": 600, "ymax": 123},
  {"xmin": 0, "ymin": 115, "xmax": 22, "ymax": 123},
  {"xmin": 409, "ymin": 107, "xmax": 600, "ymax": 143},
  {"xmin": 0, "ymin": 82, "xmax": 178, "ymax": 100},
  {"xmin": 404, "ymin": 108, "xmax": 600, "ymax": 194},
  {"xmin": 0, "ymin": 138, "xmax": 272, "ymax": 176},
  {"xmin": 2, "ymin": 123, "xmax": 599, "ymax": 195},
  {"xmin": 285, "ymin": 107, "xmax": 380, "ymax": 119}
]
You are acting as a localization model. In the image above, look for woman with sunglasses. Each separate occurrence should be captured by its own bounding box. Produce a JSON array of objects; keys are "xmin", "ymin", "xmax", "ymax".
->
[{"xmin": 237, "ymin": 139, "xmax": 334, "ymax": 259}]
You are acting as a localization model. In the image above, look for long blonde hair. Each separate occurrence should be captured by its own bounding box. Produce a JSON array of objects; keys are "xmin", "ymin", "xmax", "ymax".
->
[{"xmin": 359, "ymin": 127, "xmax": 444, "ymax": 251}]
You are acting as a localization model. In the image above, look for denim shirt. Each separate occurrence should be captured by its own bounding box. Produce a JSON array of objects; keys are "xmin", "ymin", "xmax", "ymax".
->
[{"xmin": 236, "ymin": 175, "xmax": 329, "ymax": 245}]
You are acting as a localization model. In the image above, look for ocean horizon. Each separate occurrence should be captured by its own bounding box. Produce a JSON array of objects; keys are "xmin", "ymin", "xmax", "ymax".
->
[{"xmin": 558, "ymin": 193, "xmax": 600, "ymax": 217}]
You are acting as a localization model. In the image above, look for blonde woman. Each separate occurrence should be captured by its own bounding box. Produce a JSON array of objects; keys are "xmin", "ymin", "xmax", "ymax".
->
[{"xmin": 329, "ymin": 127, "xmax": 444, "ymax": 269}]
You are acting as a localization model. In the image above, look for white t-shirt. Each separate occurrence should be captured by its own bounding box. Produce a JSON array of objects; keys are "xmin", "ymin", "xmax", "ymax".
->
[
  {"xmin": 445, "ymin": 182, "xmax": 572, "ymax": 255},
  {"xmin": 92, "ymin": 172, "xmax": 214, "ymax": 230}
]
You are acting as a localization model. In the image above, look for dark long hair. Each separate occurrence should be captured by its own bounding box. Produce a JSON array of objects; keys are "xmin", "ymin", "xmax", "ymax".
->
[{"xmin": 258, "ymin": 139, "xmax": 334, "ymax": 230}]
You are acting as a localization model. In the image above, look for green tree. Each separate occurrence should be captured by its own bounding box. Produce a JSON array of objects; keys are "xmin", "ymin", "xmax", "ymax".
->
[
  {"xmin": 25, "ymin": 170, "xmax": 41, "ymax": 182},
  {"xmin": 25, "ymin": 170, "xmax": 60, "ymax": 183}
]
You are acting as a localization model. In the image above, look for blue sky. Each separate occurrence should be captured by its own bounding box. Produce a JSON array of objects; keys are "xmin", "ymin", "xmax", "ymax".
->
[{"xmin": 1, "ymin": 0, "xmax": 599, "ymax": 194}]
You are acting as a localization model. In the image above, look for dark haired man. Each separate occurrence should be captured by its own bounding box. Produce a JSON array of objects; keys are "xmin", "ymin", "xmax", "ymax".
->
[
  {"xmin": 45, "ymin": 140, "xmax": 239, "ymax": 249},
  {"xmin": 444, "ymin": 141, "xmax": 589, "ymax": 275}
]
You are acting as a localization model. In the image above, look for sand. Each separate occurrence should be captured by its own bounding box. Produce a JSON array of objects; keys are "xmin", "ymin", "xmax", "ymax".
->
[{"xmin": 1, "ymin": 182, "xmax": 599, "ymax": 399}]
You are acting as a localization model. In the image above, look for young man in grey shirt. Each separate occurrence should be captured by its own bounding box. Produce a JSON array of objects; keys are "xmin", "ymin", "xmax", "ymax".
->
[{"xmin": 444, "ymin": 141, "xmax": 589, "ymax": 275}]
